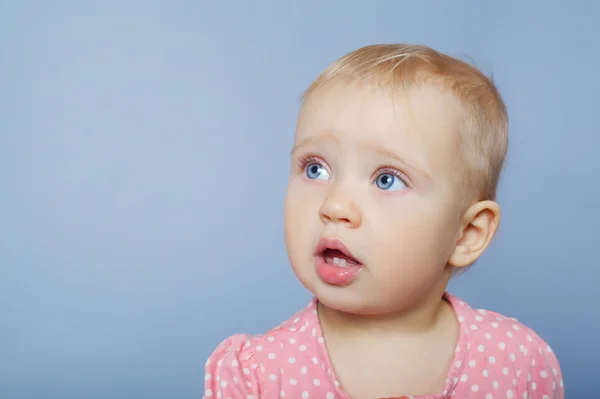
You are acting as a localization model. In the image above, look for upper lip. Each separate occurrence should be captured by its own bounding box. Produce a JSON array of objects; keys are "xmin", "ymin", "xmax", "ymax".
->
[{"xmin": 314, "ymin": 237, "xmax": 361, "ymax": 263}]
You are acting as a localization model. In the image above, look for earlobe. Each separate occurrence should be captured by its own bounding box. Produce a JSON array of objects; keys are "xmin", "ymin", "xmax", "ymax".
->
[{"xmin": 448, "ymin": 200, "xmax": 501, "ymax": 268}]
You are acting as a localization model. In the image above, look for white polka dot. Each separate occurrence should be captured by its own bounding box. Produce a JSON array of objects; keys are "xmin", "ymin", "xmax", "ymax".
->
[
  {"xmin": 560, "ymin": 379, "xmax": 564, "ymax": 387},
  {"xmin": 552, "ymin": 368, "xmax": 558, "ymax": 376},
  {"xmin": 542, "ymin": 395, "xmax": 549, "ymax": 399},
  {"xmin": 288, "ymin": 357, "xmax": 296, "ymax": 364},
  {"xmin": 526, "ymin": 334, "xmax": 533, "ymax": 342},
  {"xmin": 512, "ymin": 324, "xmax": 520, "ymax": 330},
  {"xmin": 301, "ymin": 367, "xmax": 307, "ymax": 375},
  {"xmin": 205, "ymin": 389, "xmax": 213, "ymax": 397},
  {"xmin": 507, "ymin": 331, "xmax": 514, "ymax": 338},
  {"xmin": 489, "ymin": 356, "xmax": 496, "ymax": 364},
  {"xmin": 312, "ymin": 357, "xmax": 319, "ymax": 364},
  {"xmin": 472, "ymin": 384, "xmax": 479, "ymax": 392},
  {"xmin": 486, "ymin": 395, "xmax": 493, "ymax": 399},
  {"xmin": 532, "ymin": 382, "xmax": 537, "ymax": 390},
  {"xmin": 507, "ymin": 389, "xmax": 513, "ymax": 398},
  {"xmin": 280, "ymin": 390, "xmax": 285, "ymax": 398},
  {"xmin": 205, "ymin": 373, "xmax": 211, "ymax": 381},
  {"xmin": 255, "ymin": 346, "xmax": 263, "ymax": 352},
  {"xmin": 300, "ymin": 326, "xmax": 306, "ymax": 333},
  {"xmin": 327, "ymin": 394, "xmax": 334, "ymax": 399},
  {"xmin": 313, "ymin": 378, "xmax": 320, "ymax": 386},
  {"xmin": 476, "ymin": 315, "xmax": 484, "ymax": 322},
  {"xmin": 540, "ymin": 370, "xmax": 548, "ymax": 379},
  {"xmin": 493, "ymin": 380, "xmax": 499, "ymax": 390},
  {"xmin": 503, "ymin": 367, "xmax": 509, "ymax": 375},
  {"xmin": 233, "ymin": 376, "xmax": 238, "ymax": 384},
  {"xmin": 499, "ymin": 342, "xmax": 506, "ymax": 350},
  {"xmin": 522, "ymin": 392, "xmax": 528, "ymax": 399},
  {"xmin": 269, "ymin": 374, "xmax": 277, "ymax": 381},
  {"xmin": 268, "ymin": 353, "xmax": 276, "ymax": 359},
  {"xmin": 482, "ymin": 369, "xmax": 489, "ymax": 377},
  {"xmin": 302, "ymin": 392, "xmax": 308, "ymax": 399},
  {"xmin": 455, "ymin": 360, "xmax": 462, "ymax": 368},
  {"xmin": 471, "ymin": 324, "xmax": 478, "ymax": 330},
  {"xmin": 267, "ymin": 336, "xmax": 275, "ymax": 342},
  {"xmin": 334, "ymin": 380, "xmax": 340, "ymax": 387},
  {"xmin": 478, "ymin": 345, "xmax": 485, "ymax": 352},
  {"xmin": 248, "ymin": 396, "xmax": 254, "ymax": 399},
  {"xmin": 317, "ymin": 337, "xmax": 324, "ymax": 344},
  {"xmin": 243, "ymin": 368, "xmax": 250, "ymax": 375},
  {"xmin": 289, "ymin": 378, "xmax": 297, "ymax": 385},
  {"xmin": 293, "ymin": 317, "xmax": 300, "ymax": 323},
  {"xmin": 546, "ymin": 345, "xmax": 553, "ymax": 352},
  {"xmin": 311, "ymin": 328, "xmax": 317, "ymax": 336},
  {"xmin": 469, "ymin": 360, "xmax": 476, "ymax": 368},
  {"xmin": 460, "ymin": 374, "xmax": 468, "ymax": 382},
  {"xmin": 220, "ymin": 380, "xmax": 227, "ymax": 388},
  {"xmin": 485, "ymin": 332, "xmax": 492, "ymax": 340},
  {"xmin": 492, "ymin": 322, "xmax": 499, "ymax": 328},
  {"xmin": 246, "ymin": 381, "xmax": 252, "ymax": 388},
  {"xmin": 299, "ymin": 345, "xmax": 307, "ymax": 351},
  {"xmin": 288, "ymin": 338, "xmax": 296, "ymax": 344}
]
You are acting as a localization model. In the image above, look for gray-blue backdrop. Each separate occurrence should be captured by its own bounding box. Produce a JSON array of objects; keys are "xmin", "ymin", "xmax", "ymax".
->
[{"xmin": 1, "ymin": 1, "xmax": 597, "ymax": 397}]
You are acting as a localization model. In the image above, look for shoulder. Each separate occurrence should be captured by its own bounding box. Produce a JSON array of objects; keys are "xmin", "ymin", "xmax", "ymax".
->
[
  {"xmin": 203, "ymin": 334, "xmax": 261, "ymax": 398},
  {"xmin": 203, "ymin": 299, "xmax": 319, "ymax": 398},
  {"xmin": 449, "ymin": 294, "xmax": 564, "ymax": 398}
]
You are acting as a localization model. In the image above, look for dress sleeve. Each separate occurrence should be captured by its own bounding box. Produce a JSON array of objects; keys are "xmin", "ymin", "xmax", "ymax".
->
[
  {"xmin": 203, "ymin": 334, "xmax": 263, "ymax": 399},
  {"xmin": 519, "ymin": 329, "xmax": 564, "ymax": 399}
]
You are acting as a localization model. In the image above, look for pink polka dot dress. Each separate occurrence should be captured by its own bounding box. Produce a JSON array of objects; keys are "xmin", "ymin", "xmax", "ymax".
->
[{"xmin": 203, "ymin": 293, "xmax": 563, "ymax": 398}]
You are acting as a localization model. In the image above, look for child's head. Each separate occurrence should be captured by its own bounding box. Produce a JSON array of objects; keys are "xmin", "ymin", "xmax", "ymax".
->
[{"xmin": 284, "ymin": 44, "xmax": 508, "ymax": 315}]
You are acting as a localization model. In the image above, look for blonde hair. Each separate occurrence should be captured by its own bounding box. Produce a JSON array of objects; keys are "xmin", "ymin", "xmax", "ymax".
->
[{"xmin": 302, "ymin": 44, "xmax": 509, "ymax": 202}]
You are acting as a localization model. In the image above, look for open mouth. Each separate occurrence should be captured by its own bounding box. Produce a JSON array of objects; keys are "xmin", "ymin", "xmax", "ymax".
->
[
  {"xmin": 315, "ymin": 237, "xmax": 362, "ymax": 267},
  {"xmin": 314, "ymin": 237, "xmax": 363, "ymax": 286},
  {"xmin": 322, "ymin": 248, "xmax": 360, "ymax": 267}
]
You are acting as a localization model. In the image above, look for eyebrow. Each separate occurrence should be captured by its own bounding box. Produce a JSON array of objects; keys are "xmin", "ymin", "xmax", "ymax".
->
[
  {"xmin": 290, "ymin": 133, "xmax": 339, "ymax": 156},
  {"xmin": 370, "ymin": 145, "xmax": 431, "ymax": 181}
]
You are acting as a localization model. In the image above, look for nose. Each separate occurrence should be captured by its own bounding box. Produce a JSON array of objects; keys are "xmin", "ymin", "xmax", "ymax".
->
[{"xmin": 318, "ymin": 187, "xmax": 362, "ymax": 228}]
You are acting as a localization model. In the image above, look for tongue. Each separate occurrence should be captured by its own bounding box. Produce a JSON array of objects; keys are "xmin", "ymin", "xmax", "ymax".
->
[{"xmin": 325, "ymin": 249, "xmax": 357, "ymax": 263}]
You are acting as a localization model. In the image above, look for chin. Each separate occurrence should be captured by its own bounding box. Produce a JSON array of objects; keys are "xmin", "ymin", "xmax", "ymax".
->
[{"xmin": 295, "ymin": 268, "xmax": 381, "ymax": 315}]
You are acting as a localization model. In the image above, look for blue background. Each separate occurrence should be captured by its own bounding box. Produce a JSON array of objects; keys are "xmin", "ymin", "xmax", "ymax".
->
[{"xmin": 1, "ymin": 1, "xmax": 597, "ymax": 397}]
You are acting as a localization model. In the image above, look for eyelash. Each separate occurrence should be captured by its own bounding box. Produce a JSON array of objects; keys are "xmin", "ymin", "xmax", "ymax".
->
[{"xmin": 296, "ymin": 154, "xmax": 412, "ymax": 188}]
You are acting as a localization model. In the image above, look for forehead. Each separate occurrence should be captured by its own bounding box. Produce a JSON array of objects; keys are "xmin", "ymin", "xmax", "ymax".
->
[{"xmin": 295, "ymin": 81, "xmax": 462, "ymax": 172}]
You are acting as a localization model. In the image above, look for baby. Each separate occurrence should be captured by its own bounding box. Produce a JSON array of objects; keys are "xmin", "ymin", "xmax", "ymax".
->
[{"xmin": 203, "ymin": 44, "xmax": 563, "ymax": 399}]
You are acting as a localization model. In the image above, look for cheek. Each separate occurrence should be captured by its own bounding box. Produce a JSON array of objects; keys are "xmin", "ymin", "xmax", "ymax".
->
[
  {"xmin": 284, "ymin": 182, "xmax": 321, "ymax": 250},
  {"xmin": 367, "ymin": 199, "xmax": 459, "ymax": 266}
]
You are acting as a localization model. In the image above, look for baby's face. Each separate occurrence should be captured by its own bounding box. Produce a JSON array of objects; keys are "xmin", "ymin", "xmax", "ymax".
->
[{"xmin": 284, "ymin": 81, "xmax": 468, "ymax": 315}]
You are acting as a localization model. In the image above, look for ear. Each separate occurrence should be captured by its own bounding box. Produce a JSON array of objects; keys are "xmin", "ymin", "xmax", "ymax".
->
[{"xmin": 448, "ymin": 200, "xmax": 501, "ymax": 268}]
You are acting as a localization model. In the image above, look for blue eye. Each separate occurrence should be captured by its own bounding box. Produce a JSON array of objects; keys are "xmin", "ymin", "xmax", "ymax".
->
[
  {"xmin": 376, "ymin": 173, "xmax": 407, "ymax": 191},
  {"xmin": 306, "ymin": 163, "xmax": 330, "ymax": 180}
]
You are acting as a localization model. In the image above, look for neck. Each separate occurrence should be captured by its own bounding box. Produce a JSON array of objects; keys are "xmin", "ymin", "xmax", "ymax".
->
[{"xmin": 318, "ymin": 275, "xmax": 454, "ymax": 338}]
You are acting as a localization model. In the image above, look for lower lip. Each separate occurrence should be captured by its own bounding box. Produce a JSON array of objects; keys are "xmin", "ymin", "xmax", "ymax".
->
[{"xmin": 315, "ymin": 256, "xmax": 363, "ymax": 286}]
